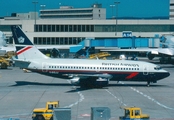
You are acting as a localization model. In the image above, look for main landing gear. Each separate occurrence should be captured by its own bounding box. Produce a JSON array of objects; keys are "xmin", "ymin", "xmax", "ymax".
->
[{"xmin": 147, "ymin": 81, "xmax": 150, "ymax": 87}]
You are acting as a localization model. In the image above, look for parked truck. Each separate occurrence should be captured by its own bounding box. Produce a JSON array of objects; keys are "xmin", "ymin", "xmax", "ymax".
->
[
  {"xmin": 119, "ymin": 107, "xmax": 150, "ymax": 120},
  {"xmin": 32, "ymin": 101, "xmax": 59, "ymax": 120}
]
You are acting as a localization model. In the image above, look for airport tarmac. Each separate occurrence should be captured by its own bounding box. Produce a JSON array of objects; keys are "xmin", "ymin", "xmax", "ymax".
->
[{"xmin": 0, "ymin": 64, "xmax": 174, "ymax": 120}]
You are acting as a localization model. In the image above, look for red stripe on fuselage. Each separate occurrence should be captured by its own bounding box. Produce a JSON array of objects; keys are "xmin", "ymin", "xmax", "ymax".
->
[
  {"xmin": 126, "ymin": 72, "xmax": 138, "ymax": 79},
  {"xmin": 17, "ymin": 46, "xmax": 32, "ymax": 55}
]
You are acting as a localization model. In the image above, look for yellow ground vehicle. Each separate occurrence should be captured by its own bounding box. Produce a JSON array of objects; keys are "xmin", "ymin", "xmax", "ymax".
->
[
  {"xmin": 89, "ymin": 52, "xmax": 110, "ymax": 59},
  {"xmin": 119, "ymin": 107, "xmax": 150, "ymax": 120},
  {"xmin": 0, "ymin": 57, "xmax": 9, "ymax": 69},
  {"xmin": 32, "ymin": 101, "xmax": 59, "ymax": 120},
  {"xmin": 0, "ymin": 51, "xmax": 15, "ymax": 69}
]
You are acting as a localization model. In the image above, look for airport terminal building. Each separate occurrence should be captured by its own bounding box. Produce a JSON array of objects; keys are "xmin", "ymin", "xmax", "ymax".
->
[{"xmin": 0, "ymin": 3, "xmax": 174, "ymax": 49}]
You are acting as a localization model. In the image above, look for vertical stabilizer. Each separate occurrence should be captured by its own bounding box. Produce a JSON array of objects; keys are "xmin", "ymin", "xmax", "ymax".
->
[
  {"xmin": 11, "ymin": 25, "xmax": 49, "ymax": 60},
  {"xmin": 0, "ymin": 31, "xmax": 7, "ymax": 47}
]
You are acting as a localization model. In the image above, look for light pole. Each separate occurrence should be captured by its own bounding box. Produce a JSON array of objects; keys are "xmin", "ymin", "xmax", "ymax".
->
[
  {"xmin": 40, "ymin": 5, "xmax": 46, "ymax": 10},
  {"xmin": 32, "ymin": 1, "xmax": 38, "ymax": 31},
  {"xmin": 40, "ymin": 5, "xmax": 46, "ymax": 19},
  {"xmin": 114, "ymin": 1, "xmax": 120, "ymax": 36},
  {"xmin": 110, "ymin": 5, "xmax": 115, "ymax": 19}
]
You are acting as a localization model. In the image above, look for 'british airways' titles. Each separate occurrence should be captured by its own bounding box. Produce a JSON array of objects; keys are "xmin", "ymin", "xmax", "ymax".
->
[{"xmin": 102, "ymin": 62, "xmax": 139, "ymax": 67}]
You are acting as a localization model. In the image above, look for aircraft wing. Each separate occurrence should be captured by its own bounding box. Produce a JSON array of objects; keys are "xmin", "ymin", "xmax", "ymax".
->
[
  {"xmin": 67, "ymin": 73, "xmax": 112, "ymax": 81},
  {"xmin": 100, "ymin": 48, "xmax": 158, "ymax": 52},
  {"xmin": 69, "ymin": 73, "xmax": 112, "ymax": 79},
  {"xmin": 101, "ymin": 47, "xmax": 174, "ymax": 56},
  {"xmin": 158, "ymin": 48, "xmax": 174, "ymax": 56},
  {"xmin": 69, "ymin": 73, "xmax": 112, "ymax": 85}
]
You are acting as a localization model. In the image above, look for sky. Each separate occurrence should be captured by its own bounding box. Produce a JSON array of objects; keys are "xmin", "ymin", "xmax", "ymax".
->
[{"xmin": 0, "ymin": 0, "xmax": 169, "ymax": 19}]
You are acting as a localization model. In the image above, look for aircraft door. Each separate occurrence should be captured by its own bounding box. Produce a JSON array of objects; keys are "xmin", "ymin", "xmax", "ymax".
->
[
  {"xmin": 42, "ymin": 62, "xmax": 48, "ymax": 72},
  {"xmin": 143, "ymin": 64, "xmax": 148, "ymax": 75}
]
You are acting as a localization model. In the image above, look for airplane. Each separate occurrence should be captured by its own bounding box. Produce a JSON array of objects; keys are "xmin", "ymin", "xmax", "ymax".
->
[
  {"xmin": 0, "ymin": 31, "xmax": 16, "ymax": 55},
  {"xmin": 11, "ymin": 25, "xmax": 170, "ymax": 87},
  {"xmin": 101, "ymin": 35, "xmax": 174, "ymax": 63}
]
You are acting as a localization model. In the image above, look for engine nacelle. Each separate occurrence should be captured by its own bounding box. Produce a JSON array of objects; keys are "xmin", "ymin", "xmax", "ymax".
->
[
  {"xmin": 147, "ymin": 52, "xmax": 155, "ymax": 60},
  {"xmin": 50, "ymin": 48, "xmax": 60, "ymax": 58},
  {"xmin": 70, "ymin": 77, "xmax": 80, "ymax": 85},
  {"xmin": 95, "ymin": 78, "xmax": 109, "ymax": 87},
  {"xmin": 70, "ymin": 77, "xmax": 109, "ymax": 88}
]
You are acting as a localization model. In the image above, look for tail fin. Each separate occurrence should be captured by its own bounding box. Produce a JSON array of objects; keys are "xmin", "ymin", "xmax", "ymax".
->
[
  {"xmin": 11, "ymin": 25, "xmax": 49, "ymax": 60},
  {"xmin": 0, "ymin": 31, "xmax": 7, "ymax": 47}
]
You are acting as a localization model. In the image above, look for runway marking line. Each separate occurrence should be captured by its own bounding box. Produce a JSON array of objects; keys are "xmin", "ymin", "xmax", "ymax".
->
[
  {"xmin": 118, "ymin": 82, "xmax": 174, "ymax": 111},
  {"xmin": 105, "ymin": 89, "xmax": 127, "ymax": 106},
  {"xmin": 64, "ymin": 80, "xmax": 85, "ymax": 108}
]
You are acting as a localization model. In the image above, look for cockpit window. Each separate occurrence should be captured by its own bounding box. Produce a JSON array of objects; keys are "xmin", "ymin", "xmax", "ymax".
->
[{"xmin": 154, "ymin": 66, "xmax": 161, "ymax": 70}]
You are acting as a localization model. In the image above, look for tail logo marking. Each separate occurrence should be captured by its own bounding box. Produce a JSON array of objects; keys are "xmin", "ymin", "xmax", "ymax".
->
[
  {"xmin": 17, "ymin": 46, "xmax": 32, "ymax": 55},
  {"xmin": 18, "ymin": 36, "xmax": 25, "ymax": 43}
]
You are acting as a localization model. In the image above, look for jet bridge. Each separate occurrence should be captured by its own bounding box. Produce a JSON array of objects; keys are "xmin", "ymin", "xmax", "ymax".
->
[{"xmin": 70, "ymin": 35, "xmax": 160, "ymax": 57}]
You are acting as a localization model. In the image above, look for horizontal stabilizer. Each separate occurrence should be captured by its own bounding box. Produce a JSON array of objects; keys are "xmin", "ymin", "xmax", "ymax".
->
[{"xmin": 12, "ymin": 56, "xmax": 31, "ymax": 68}]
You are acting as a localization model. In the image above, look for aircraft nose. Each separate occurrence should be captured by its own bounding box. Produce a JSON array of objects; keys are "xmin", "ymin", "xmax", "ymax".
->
[
  {"xmin": 161, "ymin": 71, "xmax": 170, "ymax": 79},
  {"xmin": 155, "ymin": 71, "xmax": 170, "ymax": 80},
  {"xmin": 164, "ymin": 72, "xmax": 170, "ymax": 78}
]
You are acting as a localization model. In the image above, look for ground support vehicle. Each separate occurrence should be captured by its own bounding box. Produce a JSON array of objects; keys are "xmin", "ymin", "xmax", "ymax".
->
[
  {"xmin": 119, "ymin": 107, "xmax": 150, "ymax": 120},
  {"xmin": 89, "ymin": 52, "xmax": 110, "ymax": 59},
  {"xmin": 32, "ymin": 101, "xmax": 59, "ymax": 120},
  {"xmin": 0, "ymin": 51, "xmax": 15, "ymax": 69}
]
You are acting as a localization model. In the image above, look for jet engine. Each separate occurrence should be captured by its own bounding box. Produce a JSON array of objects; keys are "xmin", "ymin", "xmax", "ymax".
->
[
  {"xmin": 70, "ymin": 77, "xmax": 109, "ymax": 88},
  {"xmin": 50, "ymin": 48, "xmax": 60, "ymax": 58},
  {"xmin": 70, "ymin": 77, "xmax": 80, "ymax": 85},
  {"xmin": 95, "ymin": 78, "xmax": 109, "ymax": 87},
  {"xmin": 147, "ymin": 52, "xmax": 155, "ymax": 60}
]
